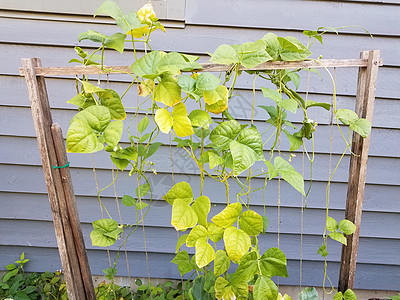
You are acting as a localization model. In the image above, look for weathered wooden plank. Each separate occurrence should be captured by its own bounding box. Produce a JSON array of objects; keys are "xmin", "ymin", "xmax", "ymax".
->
[
  {"xmin": 2, "ymin": 44, "xmax": 397, "ymax": 99},
  {"xmin": 185, "ymin": 0, "xmax": 400, "ymax": 36},
  {"xmin": 51, "ymin": 124, "xmax": 96, "ymax": 300},
  {"xmin": 18, "ymin": 58, "xmax": 383, "ymax": 77},
  {"xmin": 21, "ymin": 58, "xmax": 81, "ymax": 300},
  {"xmin": 339, "ymin": 50, "xmax": 380, "ymax": 292}
]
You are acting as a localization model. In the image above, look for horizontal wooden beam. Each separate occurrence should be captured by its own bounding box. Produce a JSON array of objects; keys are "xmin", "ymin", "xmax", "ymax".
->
[{"xmin": 19, "ymin": 58, "xmax": 383, "ymax": 77}]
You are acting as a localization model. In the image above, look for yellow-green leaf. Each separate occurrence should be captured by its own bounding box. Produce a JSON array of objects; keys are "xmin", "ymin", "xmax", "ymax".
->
[
  {"xmin": 211, "ymin": 202, "xmax": 242, "ymax": 228},
  {"xmin": 90, "ymin": 219, "xmax": 123, "ymax": 247},
  {"xmin": 223, "ymin": 226, "xmax": 251, "ymax": 263},
  {"xmin": 172, "ymin": 103, "xmax": 194, "ymax": 137},
  {"xmin": 154, "ymin": 76, "xmax": 181, "ymax": 106},
  {"xmin": 205, "ymin": 98, "xmax": 228, "ymax": 114},
  {"xmin": 99, "ymin": 89, "xmax": 126, "ymax": 120},
  {"xmin": 214, "ymin": 277, "xmax": 235, "ymax": 300},
  {"xmin": 274, "ymin": 156, "xmax": 305, "ymax": 196},
  {"xmin": 259, "ymin": 247, "xmax": 288, "ymax": 278},
  {"xmin": 339, "ymin": 219, "xmax": 356, "ymax": 235},
  {"xmin": 71, "ymin": 105, "xmax": 111, "ymax": 132},
  {"xmin": 137, "ymin": 79, "xmax": 154, "ymax": 97},
  {"xmin": 66, "ymin": 119, "xmax": 103, "ymax": 153},
  {"xmin": 208, "ymin": 222, "xmax": 224, "ymax": 243},
  {"xmin": 171, "ymin": 198, "xmax": 198, "ymax": 231},
  {"xmin": 103, "ymin": 120, "xmax": 123, "ymax": 148},
  {"xmin": 175, "ymin": 234, "xmax": 188, "ymax": 253},
  {"xmin": 155, "ymin": 108, "xmax": 173, "ymax": 134},
  {"xmin": 195, "ymin": 239, "xmax": 215, "ymax": 268},
  {"xmin": 186, "ymin": 225, "xmax": 208, "ymax": 247},
  {"xmin": 214, "ymin": 250, "xmax": 230, "ymax": 277},
  {"xmin": 163, "ymin": 181, "xmax": 193, "ymax": 205},
  {"xmin": 254, "ymin": 276, "xmax": 278, "ymax": 300},
  {"xmin": 209, "ymin": 44, "xmax": 238, "ymax": 65},
  {"xmin": 203, "ymin": 85, "xmax": 228, "ymax": 105},
  {"xmin": 238, "ymin": 210, "xmax": 263, "ymax": 236},
  {"xmin": 192, "ymin": 196, "xmax": 210, "ymax": 227},
  {"xmin": 188, "ymin": 109, "xmax": 212, "ymax": 129}
]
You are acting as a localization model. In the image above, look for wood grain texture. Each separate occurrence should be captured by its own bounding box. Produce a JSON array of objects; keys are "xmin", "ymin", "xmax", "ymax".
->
[
  {"xmin": 51, "ymin": 124, "xmax": 96, "ymax": 300},
  {"xmin": 4, "ymin": 43, "xmax": 398, "ymax": 99},
  {"xmin": 21, "ymin": 58, "xmax": 80, "ymax": 300},
  {"xmin": 18, "ymin": 59, "xmax": 383, "ymax": 76},
  {"xmin": 338, "ymin": 50, "xmax": 381, "ymax": 291}
]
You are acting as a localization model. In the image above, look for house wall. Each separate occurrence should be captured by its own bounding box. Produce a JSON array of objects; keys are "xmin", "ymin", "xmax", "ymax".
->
[{"xmin": 0, "ymin": 0, "xmax": 399, "ymax": 291}]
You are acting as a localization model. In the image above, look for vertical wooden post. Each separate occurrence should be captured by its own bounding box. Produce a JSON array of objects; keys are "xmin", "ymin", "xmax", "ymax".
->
[
  {"xmin": 51, "ymin": 124, "xmax": 96, "ymax": 300},
  {"xmin": 22, "ymin": 58, "xmax": 95, "ymax": 300},
  {"xmin": 338, "ymin": 50, "xmax": 381, "ymax": 292}
]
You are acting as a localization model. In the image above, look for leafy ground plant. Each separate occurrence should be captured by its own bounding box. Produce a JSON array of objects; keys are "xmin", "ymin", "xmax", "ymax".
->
[
  {"xmin": 63, "ymin": 1, "xmax": 373, "ymax": 299},
  {"xmin": 0, "ymin": 253, "xmax": 68, "ymax": 300}
]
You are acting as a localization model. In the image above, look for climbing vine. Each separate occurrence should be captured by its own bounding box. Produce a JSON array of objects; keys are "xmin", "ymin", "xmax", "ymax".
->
[{"xmin": 65, "ymin": 1, "xmax": 372, "ymax": 299}]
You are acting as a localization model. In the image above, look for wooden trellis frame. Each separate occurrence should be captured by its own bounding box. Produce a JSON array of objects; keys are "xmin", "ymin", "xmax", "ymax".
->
[{"xmin": 19, "ymin": 50, "xmax": 380, "ymax": 297}]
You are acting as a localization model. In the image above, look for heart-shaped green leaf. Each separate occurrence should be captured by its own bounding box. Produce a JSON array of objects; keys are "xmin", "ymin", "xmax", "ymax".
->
[
  {"xmin": 209, "ymin": 44, "xmax": 238, "ymax": 65},
  {"xmin": 259, "ymin": 247, "xmax": 288, "ymax": 278},
  {"xmin": 192, "ymin": 196, "xmax": 210, "ymax": 228},
  {"xmin": 195, "ymin": 239, "xmax": 215, "ymax": 268},
  {"xmin": 163, "ymin": 181, "xmax": 193, "ymax": 205},
  {"xmin": 214, "ymin": 250, "xmax": 230, "ymax": 277},
  {"xmin": 223, "ymin": 226, "xmax": 251, "ymax": 263},
  {"xmin": 90, "ymin": 219, "xmax": 122, "ymax": 247},
  {"xmin": 209, "ymin": 120, "xmax": 241, "ymax": 150},
  {"xmin": 186, "ymin": 225, "xmax": 208, "ymax": 247},
  {"xmin": 274, "ymin": 157, "xmax": 305, "ymax": 196},
  {"xmin": 211, "ymin": 202, "xmax": 242, "ymax": 228},
  {"xmin": 171, "ymin": 199, "xmax": 198, "ymax": 231},
  {"xmin": 254, "ymin": 276, "xmax": 279, "ymax": 300},
  {"xmin": 66, "ymin": 118, "xmax": 103, "ymax": 153},
  {"xmin": 239, "ymin": 210, "xmax": 264, "ymax": 236},
  {"xmin": 103, "ymin": 120, "xmax": 123, "ymax": 148}
]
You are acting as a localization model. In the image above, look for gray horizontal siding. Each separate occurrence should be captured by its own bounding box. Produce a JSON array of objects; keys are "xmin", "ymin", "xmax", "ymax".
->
[
  {"xmin": 0, "ymin": 0, "xmax": 185, "ymax": 20},
  {"xmin": 185, "ymin": 0, "xmax": 400, "ymax": 36},
  {"xmin": 1, "ymin": 17, "xmax": 400, "ymax": 66},
  {"xmin": 2, "ymin": 74, "xmax": 400, "ymax": 131},
  {"xmin": 1, "ymin": 105, "xmax": 400, "ymax": 158},
  {"xmin": 1, "ymin": 219, "xmax": 400, "ymax": 265},
  {"xmin": 0, "ymin": 193, "xmax": 399, "ymax": 241},
  {"xmin": 0, "ymin": 0, "xmax": 399, "ymax": 291},
  {"xmin": 1, "ymin": 244, "xmax": 399, "ymax": 290},
  {"xmin": 1, "ymin": 165, "xmax": 400, "ymax": 212},
  {"xmin": 1, "ymin": 134, "xmax": 400, "ymax": 186}
]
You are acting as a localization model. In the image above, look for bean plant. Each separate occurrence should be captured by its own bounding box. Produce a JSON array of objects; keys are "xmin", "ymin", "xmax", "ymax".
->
[{"xmin": 65, "ymin": 1, "xmax": 371, "ymax": 299}]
